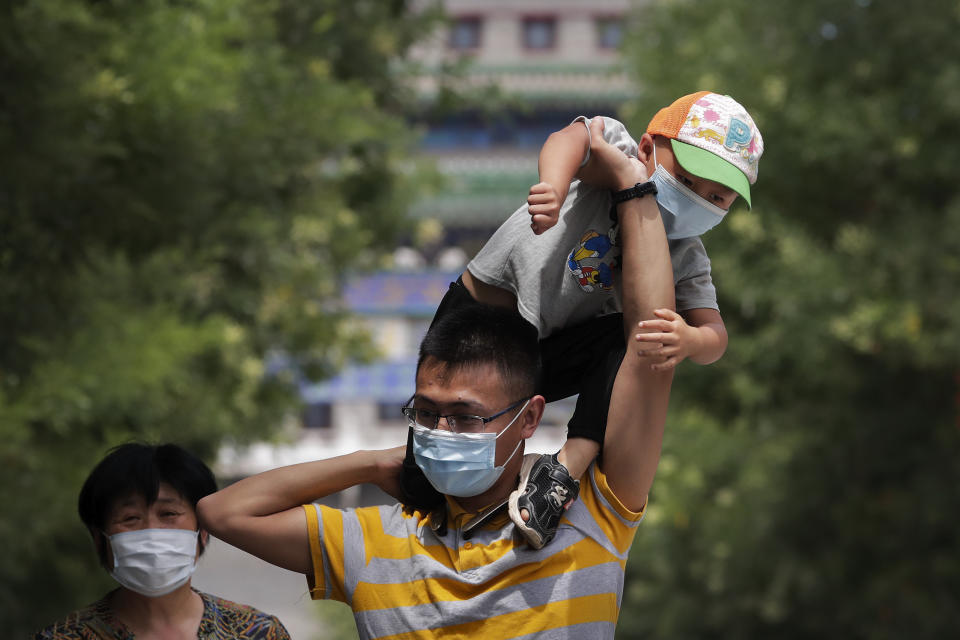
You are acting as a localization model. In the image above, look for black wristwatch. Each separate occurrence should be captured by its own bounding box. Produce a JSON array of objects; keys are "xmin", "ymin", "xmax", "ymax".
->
[{"xmin": 610, "ymin": 181, "xmax": 658, "ymax": 204}]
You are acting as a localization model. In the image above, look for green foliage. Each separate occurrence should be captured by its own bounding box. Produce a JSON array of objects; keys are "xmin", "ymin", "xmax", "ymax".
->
[
  {"xmin": 0, "ymin": 0, "xmax": 441, "ymax": 632},
  {"xmin": 618, "ymin": 0, "xmax": 960, "ymax": 637}
]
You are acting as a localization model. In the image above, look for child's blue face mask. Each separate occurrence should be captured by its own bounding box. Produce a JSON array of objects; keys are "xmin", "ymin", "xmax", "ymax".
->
[
  {"xmin": 412, "ymin": 400, "xmax": 528, "ymax": 497},
  {"xmin": 650, "ymin": 146, "xmax": 728, "ymax": 240}
]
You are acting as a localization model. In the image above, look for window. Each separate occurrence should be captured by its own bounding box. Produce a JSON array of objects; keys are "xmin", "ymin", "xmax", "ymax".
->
[
  {"xmin": 596, "ymin": 17, "xmax": 624, "ymax": 50},
  {"xmin": 523, "ymin": 17, "xmax": 556, "ymax": 50},
  {"xmin": 449, "ymin": 16, "xmax": 482, "ymax": 50},
  {"xmin": 302, "ymin": 402, "xmax": 332, "ymax": 429}
]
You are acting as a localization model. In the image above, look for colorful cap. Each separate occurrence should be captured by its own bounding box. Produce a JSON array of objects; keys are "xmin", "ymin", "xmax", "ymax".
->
[{"xmin": 647, "ymin": 91, "xmax": 764, "ymax": 208}]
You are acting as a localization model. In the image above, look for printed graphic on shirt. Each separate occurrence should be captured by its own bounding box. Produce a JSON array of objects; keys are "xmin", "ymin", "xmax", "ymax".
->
[{"xmin": 567, "ymin": 227, "xmax": 620, "ymax": 293}]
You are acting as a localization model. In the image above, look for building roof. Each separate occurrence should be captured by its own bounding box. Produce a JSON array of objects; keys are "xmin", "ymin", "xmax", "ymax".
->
[
  {"xmin": 342, "ymin": 270, "xmax": 461, "ymax": 315},
  {"xmin": 301, "ymin": 359, "xmax": 416, "ymax": 403},
  {"xmin": 414, "ymin": 63, "xmax": 635, "ymax": 107},
  {"xmin": 300, "ymin": 270, "xmax": 461, "ymax": 402}
]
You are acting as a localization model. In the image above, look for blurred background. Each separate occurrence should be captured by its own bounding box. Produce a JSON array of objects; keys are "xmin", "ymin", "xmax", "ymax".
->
[{"xmin": 2, "ymin": 0, "xmax": 958, "ymax": 638}]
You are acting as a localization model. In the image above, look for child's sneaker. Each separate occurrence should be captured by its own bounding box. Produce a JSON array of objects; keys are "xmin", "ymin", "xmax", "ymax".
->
[{"xmin": 508, "ymin": 453, "xmax": 580, "ymax": 549}]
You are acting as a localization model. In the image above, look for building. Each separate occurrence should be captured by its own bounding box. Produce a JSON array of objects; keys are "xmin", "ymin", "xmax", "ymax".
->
[{"xmin": 410, "ymin": 0, "xmax": 635, "ymax": 241}]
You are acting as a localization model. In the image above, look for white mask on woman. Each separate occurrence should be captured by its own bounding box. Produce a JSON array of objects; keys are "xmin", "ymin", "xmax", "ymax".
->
[{"xmin": 108, "ymin": 528, "xmax": 199, "ymax": 597}]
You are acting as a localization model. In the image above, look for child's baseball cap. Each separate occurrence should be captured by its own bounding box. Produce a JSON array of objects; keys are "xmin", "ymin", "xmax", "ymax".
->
[{"xmin": 647, "ymin": 91, "xmax": 764, "ymax": 208}]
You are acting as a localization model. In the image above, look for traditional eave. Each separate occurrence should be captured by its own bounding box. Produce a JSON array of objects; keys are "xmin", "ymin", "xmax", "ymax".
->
[
  {"xmin": 411, "ymin": 152, "xmax": 538, "ymax": 224},
  {"xmin": 413, "ymin": 62, "xmax": 636, "ymax": 106}
]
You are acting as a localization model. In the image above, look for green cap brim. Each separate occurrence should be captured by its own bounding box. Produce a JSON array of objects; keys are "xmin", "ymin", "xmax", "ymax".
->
[{"xmin": 670, "ymin": 139, "xmax": 752, "ymax": 209}]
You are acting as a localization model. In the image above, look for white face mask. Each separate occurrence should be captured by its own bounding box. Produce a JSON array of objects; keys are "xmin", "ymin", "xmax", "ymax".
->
[
  {"xmin": 650, "ymin": 146, "xmax": 727, "ymax": 240},
  {"xmin": 108, "ymin": 528, "xmax": 199, "ymax": 597},
  {"xmin": 412, "ymin": 400, "xmax": 529, "ymax": 497}
]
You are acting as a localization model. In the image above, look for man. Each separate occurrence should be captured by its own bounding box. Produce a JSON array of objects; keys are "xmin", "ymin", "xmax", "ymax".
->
[{"xmin": 198, "ymin": 119, "xmax": 675, "ymax": 638}]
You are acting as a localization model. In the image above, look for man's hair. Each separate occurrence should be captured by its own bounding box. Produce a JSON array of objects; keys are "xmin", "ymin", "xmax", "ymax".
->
[
  {"xmin": 78, "ymin": 442, "xmax": 217, "ymax": 566},
  {"xmin": 418, "ymin": 301, "xmax": 541, "ymax": 397}
]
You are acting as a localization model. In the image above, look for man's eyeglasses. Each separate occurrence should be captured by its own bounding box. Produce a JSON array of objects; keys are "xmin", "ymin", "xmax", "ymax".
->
[{"xmin": 401, "ymin": 398, "xmax": 530, "ymax": 435}]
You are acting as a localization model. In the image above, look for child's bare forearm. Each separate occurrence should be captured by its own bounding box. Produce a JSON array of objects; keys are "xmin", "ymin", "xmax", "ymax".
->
[
  {"xmin": 688, "ymin": 321, "xmax": 727, "ymax": 364},
  {"xmin": 680, "ymin": 308, "xmax": 728, "ymax": 365},
  {"xmin": 529, "ymin": 122, "xmax": 593, "ymax": 234},
  {"xmin": 538, "ymin": 123, "xmax": 590, "ymax": 200}
]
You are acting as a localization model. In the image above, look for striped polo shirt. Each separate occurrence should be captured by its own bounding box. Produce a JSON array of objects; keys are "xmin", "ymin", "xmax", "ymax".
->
[{"xmin": 303, "ymin": 462, "xmax": 644, "ymax": 639}]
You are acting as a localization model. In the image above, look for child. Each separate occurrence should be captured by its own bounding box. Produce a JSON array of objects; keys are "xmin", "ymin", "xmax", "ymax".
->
[{"xmin": 400, "ymin": 91, "xmax": 764, "ymax": 548}]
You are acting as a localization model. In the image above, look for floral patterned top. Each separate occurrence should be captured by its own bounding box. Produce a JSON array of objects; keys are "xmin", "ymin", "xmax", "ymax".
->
[{"xmin": 34, "ymin": 589, "xmax": 291, "ymax": 640}]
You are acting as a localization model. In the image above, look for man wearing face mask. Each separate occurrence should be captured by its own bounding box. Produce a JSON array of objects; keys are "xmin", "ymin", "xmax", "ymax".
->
[
  {"xmin": 396, "ymin": 92, "xmax": 765, "ymax": 549},
  {"xmin": 197, "ymin": 128, "xmax": 677, "ymax": 639},
  {"xmin": 35, "ymin": 443, "xmax": 290, "ymax": 640}
]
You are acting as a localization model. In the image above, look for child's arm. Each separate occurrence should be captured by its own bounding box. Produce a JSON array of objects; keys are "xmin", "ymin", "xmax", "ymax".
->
[
  {"xmin": 528, "ymin": 120, "xmax": 592, "ymax": 235},
  {"xmin": 634, "ymin": 307, "xmax": 728, "ymax": 371}
]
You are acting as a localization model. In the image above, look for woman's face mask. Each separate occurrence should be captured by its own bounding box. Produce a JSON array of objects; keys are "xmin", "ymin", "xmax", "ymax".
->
[
  {"xmin": 412, "ymin": 400, "xmax": 529, "ymax": 497},
  {"xmin": 107, "ymin": 528, "xmax": 199, "ymax": 597},
  {"xmin": 650, "ymin": 146, "xmax": 728, "ymax": 240}
]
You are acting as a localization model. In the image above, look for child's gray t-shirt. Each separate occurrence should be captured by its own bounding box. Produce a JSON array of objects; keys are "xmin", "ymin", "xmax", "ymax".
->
[{"xmin": 467, "ymin": 116, "xmax": 718, "ymax": 339}]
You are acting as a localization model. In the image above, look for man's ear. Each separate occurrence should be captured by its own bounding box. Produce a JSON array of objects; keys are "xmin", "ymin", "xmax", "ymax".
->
[{"xmin": 520, "ymin": 395, "xmax": 546, "ymax": 439}]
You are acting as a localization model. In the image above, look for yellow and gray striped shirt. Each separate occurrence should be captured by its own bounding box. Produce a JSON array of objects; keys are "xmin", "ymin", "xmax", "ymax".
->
[{"xmin": 303, "ymin": 463, "xmax": 644, "ymax": 639}]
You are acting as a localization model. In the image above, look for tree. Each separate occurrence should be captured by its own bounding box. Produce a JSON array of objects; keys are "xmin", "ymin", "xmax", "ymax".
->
[
  {"xmin": 0, "ymin": 0, "xmax": 441, "ymax": 632},
  {"xmin": 617, "ymin": 0, "xmax": 960, "ymax": 637}
]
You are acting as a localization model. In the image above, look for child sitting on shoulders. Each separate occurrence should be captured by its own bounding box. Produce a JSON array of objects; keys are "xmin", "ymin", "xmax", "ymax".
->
[{"xmin": 400, "ymin": 91, "xmax": 764, "ymax": 548}]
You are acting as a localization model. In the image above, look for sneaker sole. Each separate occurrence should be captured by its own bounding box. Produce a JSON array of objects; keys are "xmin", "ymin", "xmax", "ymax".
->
[{"xmin": 508, "ymin": 453, "xmax": 546, "ymax": 549}]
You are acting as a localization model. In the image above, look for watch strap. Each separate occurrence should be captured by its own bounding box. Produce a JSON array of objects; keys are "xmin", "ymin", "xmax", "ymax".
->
[{"xmin": 610, "ymin": 181, "xmax": 658, "ymax": 204}]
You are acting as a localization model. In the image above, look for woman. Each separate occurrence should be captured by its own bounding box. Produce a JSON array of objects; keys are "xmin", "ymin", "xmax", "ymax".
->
[{"xmin": 35, "ymin": 443, "xmax": 290, "ymax": 639}]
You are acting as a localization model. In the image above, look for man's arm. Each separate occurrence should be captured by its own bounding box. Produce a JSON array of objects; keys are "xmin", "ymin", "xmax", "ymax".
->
[
  {"xmin": 196, "ymin": 447, "xmax": 404, "ymax": 575},
  {"xmin": 579, "ymin": 118, "xmax": 675, "ymax": 512}
]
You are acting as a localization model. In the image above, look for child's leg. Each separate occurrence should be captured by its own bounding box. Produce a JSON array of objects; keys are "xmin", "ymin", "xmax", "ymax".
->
[
  {"xmin": 511, "ymin": 436, "xmax": 597, "ymax": 526},
  {"xmin": 509, "ymin": 314, "xmax": 626, "ymax": 547},
  {"xmin": 556, "ymin": 436, "xmax": 601, "ymax": 480}
]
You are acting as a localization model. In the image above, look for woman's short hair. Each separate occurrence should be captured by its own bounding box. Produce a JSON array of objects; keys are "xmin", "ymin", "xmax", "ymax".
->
[{"xmin": 78, "ymin": 442, "xmax": 217, "ymax": 566}]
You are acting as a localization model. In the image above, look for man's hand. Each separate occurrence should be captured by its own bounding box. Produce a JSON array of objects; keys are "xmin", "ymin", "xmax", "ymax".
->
[
  {"xmin": 634, "ymin": 309, "xmax": 703, "ymax": 371},
  {"xmin": 577, "ymin": 117, "xmax": 649, "ymax": 191},
  {"xmin": 373, "ymin": 445, "xmax": 407, "ymax": 501},
  {"xmin": 528, "ymin": 182, "xmax": 562, "ymax": 234}
]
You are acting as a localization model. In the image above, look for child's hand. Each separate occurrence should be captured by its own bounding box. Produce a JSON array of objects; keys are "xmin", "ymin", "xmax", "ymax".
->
[
  {"xmin": 634, "ymin": 309, "xmax": 702, "ymax": 371},
  {"xmin": 528, "ymin": 182, "xmax": 562, "ymax": 234}
]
